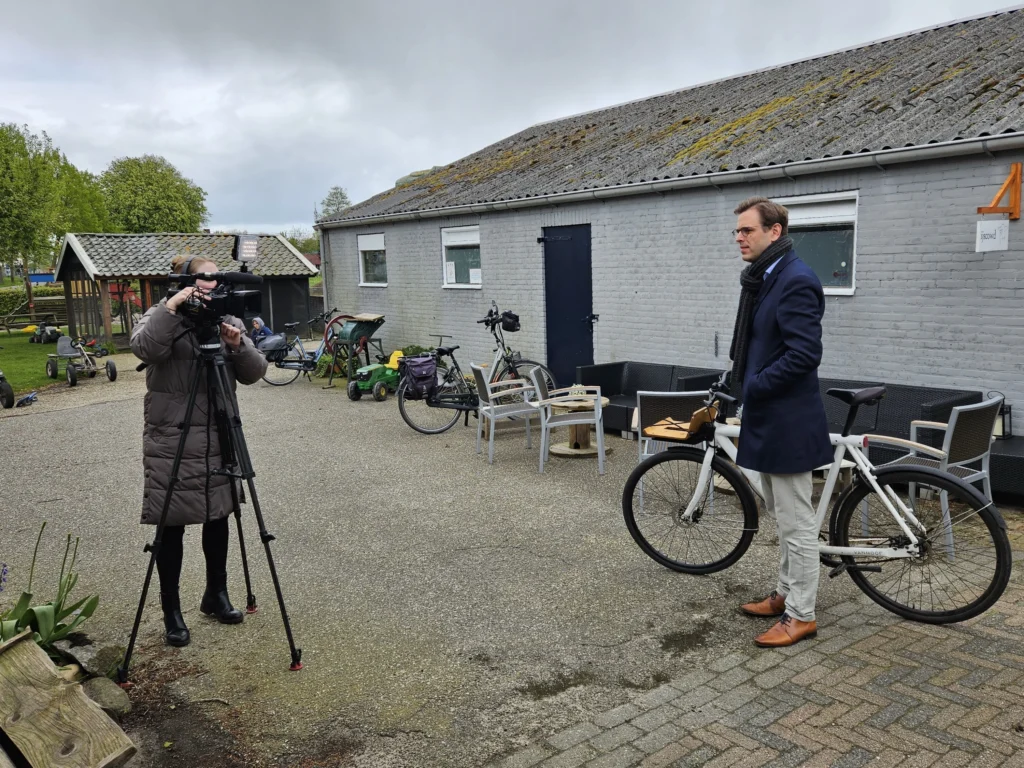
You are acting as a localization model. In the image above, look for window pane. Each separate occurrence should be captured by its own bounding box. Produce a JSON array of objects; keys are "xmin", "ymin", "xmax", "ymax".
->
[
  {"xmin": 445, "ymin": 245, "xmax": 480, "ymax": 284},
  {"xmin": 790, "ymin": 225, "xmax": 854, "ymax": 289},
  {"xmin": 361, "ymin": 250, "xmax": 387, "ymax": 283}
]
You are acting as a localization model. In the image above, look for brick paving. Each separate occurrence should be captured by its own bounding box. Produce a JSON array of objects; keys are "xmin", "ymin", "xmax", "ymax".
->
[{"xmin": 487, "ymin": 582, "xmax": 1024, "ymax": 768}]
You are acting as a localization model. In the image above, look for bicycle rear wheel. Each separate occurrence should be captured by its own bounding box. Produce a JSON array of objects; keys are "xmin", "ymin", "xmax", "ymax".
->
[
  {"xmin": 622, "ymin": 447, "xmax": 759, "ymax": 574},
  {"xmin": 262, "ymin": 343, "xmax": 303, "ymax": 386},
  {"xmin": 397, "ymin": 376, "xmax": 464, "ymax": 434},
  {"xmin": 831, "ymin": 466, "xmax": 1011, "ymax": 624}
]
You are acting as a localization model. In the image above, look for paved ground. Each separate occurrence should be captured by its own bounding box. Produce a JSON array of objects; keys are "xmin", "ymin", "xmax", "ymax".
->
[{"xmin": 2, "ymin": 354, "xmax": 1023, "ymax": 767}]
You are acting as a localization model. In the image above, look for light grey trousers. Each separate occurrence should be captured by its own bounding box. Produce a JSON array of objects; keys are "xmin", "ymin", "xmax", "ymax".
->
[{"xmin": 761, "ymin": 472, "xmax": 819, "ymax": 622}]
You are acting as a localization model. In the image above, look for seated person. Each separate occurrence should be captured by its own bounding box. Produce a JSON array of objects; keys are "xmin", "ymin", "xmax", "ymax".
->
[{"xmin": 249, "ymin": 317, "xmax": 272, "ymax": 342}]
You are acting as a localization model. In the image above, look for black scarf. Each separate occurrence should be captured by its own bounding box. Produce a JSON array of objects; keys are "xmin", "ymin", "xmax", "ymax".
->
[{"xmin": 728, "ymin": 235, "xmax": 792, "ymax": 400}]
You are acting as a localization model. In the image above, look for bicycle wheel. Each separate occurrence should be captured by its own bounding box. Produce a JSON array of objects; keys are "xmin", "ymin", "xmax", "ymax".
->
[
  {"xmin": 500, "ymin": 359, "xmax": 557, "ymax": 391},
  {"xmin": 397, "ymin": 375, "xmax": 464, "ymax": 434},
  {"xmin": 623, "ymin": 447, "xmax": 759, "ymax": 574},
  {"xmin": 261, "ymin": 343, "xmax": 303, "ymax": 386},
  {"xmin": 831, "ymin": 466, "xmax": 1011, "ymax": 624}
]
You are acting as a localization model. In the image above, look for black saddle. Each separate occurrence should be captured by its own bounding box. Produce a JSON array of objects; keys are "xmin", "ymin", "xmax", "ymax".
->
[
  {"xmin": 827, "ymin": 386, "xmax": 886, "ymax": 407},
  {"xmin": 283, "ymin": 322, "xmax": 300, "ymax": 330},
  {"xmin": 435, "ymin": 345, "xmax": 459, "ymax": 356}
]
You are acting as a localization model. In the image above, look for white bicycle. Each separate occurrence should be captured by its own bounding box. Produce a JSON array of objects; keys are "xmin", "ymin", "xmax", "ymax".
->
[{"xmin": 622, "ymin": 382, "xmax": 1012, "ymax": 624}]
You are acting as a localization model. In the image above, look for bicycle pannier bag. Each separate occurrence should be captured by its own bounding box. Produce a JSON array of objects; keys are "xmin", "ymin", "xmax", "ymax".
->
[
  {"xmin": 404, "ymin": 354, "xmax": 438, "ymax": 399},
  {"xmin": 257, "ymin": 333, "xmax": 290, "ymax": 363},
  {"xmin": 501, "ymin": 311, "xmax": 520, "ymax": 333}
]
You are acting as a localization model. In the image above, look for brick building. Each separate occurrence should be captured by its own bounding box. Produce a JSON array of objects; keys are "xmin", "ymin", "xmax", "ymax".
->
[{"xmin": 317, "ymin": 8, "xmax": 1024, "ymax": 431}]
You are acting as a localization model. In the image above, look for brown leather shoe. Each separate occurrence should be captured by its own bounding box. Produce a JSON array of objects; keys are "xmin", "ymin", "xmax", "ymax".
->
[
  {"xmin": 754, "ymin": 613, "xmax": 817, "ymax": 648},
  {"xmin": 739, "ymin": 590, "xmax": 786, "ymax": 617}
]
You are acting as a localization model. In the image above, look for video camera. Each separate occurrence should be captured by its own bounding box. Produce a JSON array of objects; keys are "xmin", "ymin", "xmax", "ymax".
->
[{"xmin": 166, "ymin": 235, "xmax": 263, "ymax": 339}]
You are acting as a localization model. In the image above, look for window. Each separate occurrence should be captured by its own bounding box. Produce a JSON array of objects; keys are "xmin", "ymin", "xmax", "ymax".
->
[
  {"xmin": 357, "ymin": 233, "xmax": 387, "ymax": 286},
  {"xmin": 776, "ymin": 192, "xmax": 858, "ymax": 295},
  {"xmin": 441, "ymin": 226, "xmax": 482, "ymax": 288}
]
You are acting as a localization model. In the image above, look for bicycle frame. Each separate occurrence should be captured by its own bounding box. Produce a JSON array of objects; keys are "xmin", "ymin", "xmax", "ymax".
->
[{"xmin": 682, "ymin": 424, "xmax": 941, "ymax": 560}]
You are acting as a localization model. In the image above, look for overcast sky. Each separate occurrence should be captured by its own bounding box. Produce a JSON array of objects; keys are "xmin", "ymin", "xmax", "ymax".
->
[{"xmin": 0, "ymin": 0, "xmax": 1015, "ymax": 234}]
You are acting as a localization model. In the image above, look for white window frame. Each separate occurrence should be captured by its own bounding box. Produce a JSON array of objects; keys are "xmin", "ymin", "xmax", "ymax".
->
[
  {"xmin": 774, "ymin": 191, "xmax": 858, "ymax": 296},
  {"xmin": 441, "ymin": 225, "xmax": 482, "ymax": 289},
  {"xmin": 357, "ymin": 233, "xmax": 387, "ymax": 287}
]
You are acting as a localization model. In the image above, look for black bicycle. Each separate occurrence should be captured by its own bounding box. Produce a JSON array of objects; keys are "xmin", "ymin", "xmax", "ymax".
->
[{"xmin": 396, "ymin": 302, "xmax": 557, "ymax": 434}]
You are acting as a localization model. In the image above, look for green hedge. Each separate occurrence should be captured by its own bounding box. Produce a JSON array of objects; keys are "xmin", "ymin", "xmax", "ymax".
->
[{"xmin": 0, "ymin": 285, "xmax": 66, "ymax": 317}]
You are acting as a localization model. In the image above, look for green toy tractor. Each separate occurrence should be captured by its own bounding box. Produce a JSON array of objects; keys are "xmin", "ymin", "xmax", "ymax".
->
[{"xmin": 347, "ymin": 351, "xmax": 404, "ymax": 402}]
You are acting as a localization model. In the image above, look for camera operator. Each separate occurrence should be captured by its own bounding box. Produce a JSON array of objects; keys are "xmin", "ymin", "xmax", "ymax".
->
[{"xmin": 130, "ymin": 255, "xmax": 267, "ymax": 647}]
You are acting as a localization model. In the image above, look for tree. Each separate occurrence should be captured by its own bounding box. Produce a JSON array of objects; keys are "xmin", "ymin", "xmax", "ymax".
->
[
  {"xmin": 0, "ymin": 123, "xmax": 62, "ymax": 277},
  {"xmin": 100, "ymin": 155, "xmax": 208, "ymax": 233},
  {"xmin": 281, "ymin": 226, "xmax": 319, "ymax": 254},
  {"xmin": 57, "ymin": 160, "xmax": 116, "ymax": 236},
  {"xmin": 320, "ymin": 186, "xmax": 351, "ymax": 218}
]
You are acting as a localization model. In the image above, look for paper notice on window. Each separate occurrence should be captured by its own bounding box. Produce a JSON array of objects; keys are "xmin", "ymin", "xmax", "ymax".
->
[
  {"xmin": 469, "ymin": 268, "xmax": 482, "ymax": 284},
  {"xmin": 976, "ymin": 220, "xmax": 1009, "ymax": 252},
  {"xmin": 445, "ymin": 261, "xmax": 457, "ymax": 283}
]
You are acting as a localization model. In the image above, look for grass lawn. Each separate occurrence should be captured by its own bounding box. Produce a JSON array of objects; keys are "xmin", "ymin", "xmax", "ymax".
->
[{"xmin": 0, "ymin": 328, "xmax": 71, "ymax": 394}]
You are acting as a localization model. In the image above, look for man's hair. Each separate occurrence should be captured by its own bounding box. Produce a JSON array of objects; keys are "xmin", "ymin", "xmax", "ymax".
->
[
  {"xmin": 734, "ymin": 197, "xmax": 789, "ymax": 236},
  {"xmin": 170, "ymin": 255, "xmax": 218, "ymax": 275}
]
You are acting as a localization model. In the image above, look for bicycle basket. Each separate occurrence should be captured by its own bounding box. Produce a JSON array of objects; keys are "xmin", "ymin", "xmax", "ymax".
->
[
  {"xmin": 257, "ymin": 333, "xmax": 290, "ymax": 362},
  {"xmin": 404, "ymin": 354, "xmax": 438, "ymax": 399},
  {"xmin": 501, "ymin": 311, "xmax": 520, "ymax": 333}
]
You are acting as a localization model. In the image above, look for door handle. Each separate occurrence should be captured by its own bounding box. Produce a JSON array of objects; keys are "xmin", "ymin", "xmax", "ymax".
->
[{"xmin": 582, "ymin": 314, "xmax": 599, "ymax": 324}]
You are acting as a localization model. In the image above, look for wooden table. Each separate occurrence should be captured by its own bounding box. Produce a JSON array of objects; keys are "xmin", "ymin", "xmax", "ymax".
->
[{"xmin": 548, "ymin": 396, "xmax": 613, "ymax": 458}]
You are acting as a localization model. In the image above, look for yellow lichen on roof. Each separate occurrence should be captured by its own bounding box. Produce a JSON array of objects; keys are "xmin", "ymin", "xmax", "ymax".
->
[{"xmin": 667, "ymin": 95, "xmax": 797, "ymax": 166}]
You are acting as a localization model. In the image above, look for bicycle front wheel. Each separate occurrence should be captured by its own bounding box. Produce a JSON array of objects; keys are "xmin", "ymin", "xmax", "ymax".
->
[
  {"xmin": 623, "ymin": 447, "xmax": 759, "ymax": 574},
  {"xmin": 397, "ymin": 378, "xmax": 463, "ymax": 434},
  {"xmin": 261, "ymin": 345, "xmax": 303, "ymax": 386},
  {"xmin": 831, "ymin": 466, "xmax": 1011, "ymax": 624}
]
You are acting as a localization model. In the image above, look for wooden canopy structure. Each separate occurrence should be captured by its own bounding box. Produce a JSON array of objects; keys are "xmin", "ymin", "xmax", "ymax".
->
[{"xmin": 53, "ymin": 233, "xmax": 318, "ymax": 345}]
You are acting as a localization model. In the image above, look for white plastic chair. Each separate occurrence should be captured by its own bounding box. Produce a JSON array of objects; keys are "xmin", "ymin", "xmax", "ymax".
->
[
  {"xmin": 527, "ymin": 368, "xmax": 605, "ymax": 475},
  {"xmin": 471, "ymin": 363, "xmax": 536, "ymax": 464}
]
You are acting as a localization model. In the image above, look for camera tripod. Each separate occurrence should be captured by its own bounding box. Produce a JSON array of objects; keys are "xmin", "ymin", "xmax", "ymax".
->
[{"xmin": 117, "ymin": 333, "xmax": 302, "ymax": 684}]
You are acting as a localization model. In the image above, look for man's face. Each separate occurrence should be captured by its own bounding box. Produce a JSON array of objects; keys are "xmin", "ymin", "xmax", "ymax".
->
[{"xmin": 735, "ymin": 208, "xmax": 781, "ymax": 263}]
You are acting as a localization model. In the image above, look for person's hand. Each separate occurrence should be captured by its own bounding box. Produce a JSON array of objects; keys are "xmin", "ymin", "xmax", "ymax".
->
[
  {"xmin": 166, "ymin": 286, "xmax": 207, "ymax": 313},
  {"xmin": 221, "ymin": 322, "xmax": 242, "ymax": 350}
]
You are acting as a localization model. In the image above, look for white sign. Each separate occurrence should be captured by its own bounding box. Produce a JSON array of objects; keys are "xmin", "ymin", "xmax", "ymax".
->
[
  {"xmin": 445, "ymin": 261, "xmax": 457, "ymax": 283},
  {"xmin": 976, "ymin": 220, "xmax": 1009, "ymax": 252},
  {"xmin": 469, "ymin": 268, "xmax": 482, "ymax": 285}
]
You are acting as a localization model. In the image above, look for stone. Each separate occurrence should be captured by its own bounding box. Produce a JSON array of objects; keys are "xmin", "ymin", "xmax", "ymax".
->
[{"xmin": 83, "ymin": 676, "xmax": 132, "ymax": 720}]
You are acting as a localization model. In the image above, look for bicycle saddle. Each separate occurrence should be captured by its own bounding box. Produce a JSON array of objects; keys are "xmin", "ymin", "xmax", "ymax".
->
[
  {"xmin": 283, "ymin": 322, "xmax": 300, "ymax": 330},
  {"xmin": 435, "ymin": 345, "xmax": 459, "ymax": 356},
  {"xmin": 826, "ymin": 386, "xmax": 886, "ymax": 407}
]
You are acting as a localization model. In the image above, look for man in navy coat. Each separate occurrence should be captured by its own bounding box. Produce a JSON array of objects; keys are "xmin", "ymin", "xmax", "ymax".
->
[{"xmin": 730, "ymin": 197, "xmax": 833, "ymax": 647}]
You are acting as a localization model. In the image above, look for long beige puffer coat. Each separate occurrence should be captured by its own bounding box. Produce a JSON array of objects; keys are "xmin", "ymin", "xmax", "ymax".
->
[{"xmin": 130, "ymin": 301, "xmax": 268, "ymax": 526}]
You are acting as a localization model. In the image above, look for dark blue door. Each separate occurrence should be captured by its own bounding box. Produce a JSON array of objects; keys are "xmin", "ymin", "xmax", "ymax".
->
[{"xmin": 542, "ymin": 224, "xmax": 594, "ymax": 387}]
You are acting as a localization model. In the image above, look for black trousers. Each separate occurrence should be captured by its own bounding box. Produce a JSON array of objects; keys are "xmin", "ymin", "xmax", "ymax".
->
[{"xmin": 155, "ymin": 517, "xmax": 229, "ymax": 595}]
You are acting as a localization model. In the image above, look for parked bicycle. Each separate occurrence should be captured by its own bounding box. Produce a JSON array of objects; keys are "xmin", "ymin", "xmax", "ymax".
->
[
  {"xmin": 260, "ymin": 308, "xmax": 351, "ymax": 386},
  {"xmin": 395, "ymin": 301, "xmax": 557, "ymax": 434},
  {"xmin": 622, "ymin": 378, "xmax": 1011, "ymax": 624}
]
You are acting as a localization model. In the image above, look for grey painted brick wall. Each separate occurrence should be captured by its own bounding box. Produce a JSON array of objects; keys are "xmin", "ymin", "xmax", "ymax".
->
[{"xmin": 325, "ymin": 151, "xmax": 1024, "ymax": 432}]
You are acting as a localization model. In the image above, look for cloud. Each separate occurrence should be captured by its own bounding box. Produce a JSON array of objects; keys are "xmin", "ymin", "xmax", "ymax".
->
[{"xmin": 0, "ymin": 0, "xmax": 1010, "ymax": 232}]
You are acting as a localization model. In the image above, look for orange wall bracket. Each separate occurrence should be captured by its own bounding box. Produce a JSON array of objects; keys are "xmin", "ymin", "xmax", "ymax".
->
[{"xmin": 977, "ymin": 162, "xmax": 1021, "ymax": 220}]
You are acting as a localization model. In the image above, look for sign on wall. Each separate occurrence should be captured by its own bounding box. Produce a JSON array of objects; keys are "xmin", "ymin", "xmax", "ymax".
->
[{"xmin": 976, "ymin": 220, "xmax": 1009, "ymax": 252}]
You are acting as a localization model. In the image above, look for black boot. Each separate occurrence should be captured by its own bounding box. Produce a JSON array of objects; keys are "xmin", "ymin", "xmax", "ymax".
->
[
  {"xmin": 161, "ymin": 591, "xmax": 191, "ymax": 647},
  {"xmin": 200, "ymin": 572, "xmax": 244, "ymax": 624}
]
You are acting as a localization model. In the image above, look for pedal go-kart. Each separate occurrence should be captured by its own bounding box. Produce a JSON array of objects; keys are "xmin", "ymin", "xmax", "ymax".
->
[
  {"xmin": 347, "ymin": 350, "xmax": 404, "ymax": 402},
  {"xmin": 0, "ymin": 346, "xmax": 14, "ymax": 408},
  {"xmin": 45, "ymin": 336, "xmax": 117, "ymax": 387}
]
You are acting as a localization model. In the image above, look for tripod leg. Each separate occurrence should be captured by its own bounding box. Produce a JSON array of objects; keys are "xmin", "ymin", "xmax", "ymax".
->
[
  {"xmin": 118, "ymin": 360, "xmax": 204, "ymax": 687},
  {"xmin": 211, "ymin": 357, "xmax": 303, "ymax": 671},
  {"xmin": 231, "ymin": 487, "xmax": 258, "ymax": 613}
]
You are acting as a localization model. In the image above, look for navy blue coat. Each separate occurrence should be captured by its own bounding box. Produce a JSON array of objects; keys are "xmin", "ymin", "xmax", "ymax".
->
[{"xmin": 735, "ymin": 249, "xmax": 833, "ymax": 475}]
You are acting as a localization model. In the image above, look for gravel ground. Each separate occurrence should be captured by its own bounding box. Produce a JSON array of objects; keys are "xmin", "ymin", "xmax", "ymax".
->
[{"xmin": 0, "ymin": 354, "xmax": 882, "ymax": 766}]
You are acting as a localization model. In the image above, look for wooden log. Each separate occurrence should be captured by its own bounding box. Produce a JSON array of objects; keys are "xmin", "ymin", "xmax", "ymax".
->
[
  {"xmin": 0, "ymin": 630, "xmax": 136, "ymax": 768},
  {"xmin": 0, "ymin": 745, "xmax": 17, "ymax": 768},
  {"xmin": 97, "ymin": 279, "xmax": 113, "ymax": 342}
]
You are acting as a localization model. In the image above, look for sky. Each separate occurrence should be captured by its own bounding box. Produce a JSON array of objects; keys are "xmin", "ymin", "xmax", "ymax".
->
[{"xmin": 0, "ymin": 0, "xmax": 1016, "ymax": 234}]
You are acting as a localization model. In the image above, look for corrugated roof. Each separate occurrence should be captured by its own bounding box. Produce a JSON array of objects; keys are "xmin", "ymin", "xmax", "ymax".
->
[
  {"xmin": 56, "ymin": 233, "xmax": 318, "ymax": 280},
  {"xmin": 323, "ymin": 7, "xmax": 1024, "ymax": 225}
]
